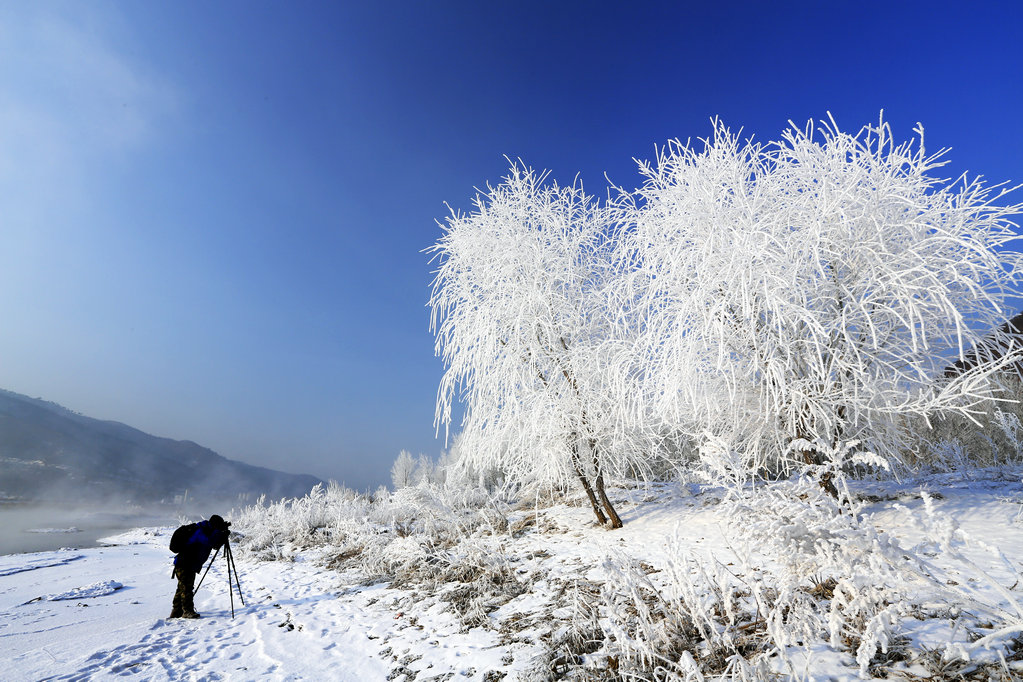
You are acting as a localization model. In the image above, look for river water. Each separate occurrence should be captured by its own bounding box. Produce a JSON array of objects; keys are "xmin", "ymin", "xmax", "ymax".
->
[{"xmin": 0, "ymin": 504, "xmax": 181, "ymax": 556}]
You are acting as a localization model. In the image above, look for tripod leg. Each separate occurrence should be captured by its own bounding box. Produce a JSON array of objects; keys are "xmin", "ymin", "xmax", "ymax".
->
[
  {"xmin": 193, "ymin": 547, "xmax": 220, "ymax": 595},
  {"xmin": 225, "ymin": 544, "xmax": 235, "ymax": 619},
  {"xmin": 226, "ymin": 540, "xmax": 246, "ymax": 606}
]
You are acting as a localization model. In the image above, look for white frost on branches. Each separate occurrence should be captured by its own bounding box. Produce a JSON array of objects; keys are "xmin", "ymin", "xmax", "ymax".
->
[{"xmin": 617, "ymin": 115, "xmax": 1023, "ymax": 473}]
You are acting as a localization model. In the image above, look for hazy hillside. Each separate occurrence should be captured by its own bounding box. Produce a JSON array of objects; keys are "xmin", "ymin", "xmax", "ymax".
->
[{"xmin": 0, "ymin": 389, "xmax": 323, "ymax": 505}]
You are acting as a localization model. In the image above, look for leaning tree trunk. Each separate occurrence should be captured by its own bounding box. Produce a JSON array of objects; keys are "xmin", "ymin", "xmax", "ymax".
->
[
  {"xmin": 548, "ymin": 336, "xmax": 622, "ymax": 528},
  {"xmin": 570, "ymin": 438, "xmax": 607, "ymax": 526},
  {"xmin": 590, "ymin": 439, "xmax": 623, "ymax": 529}
]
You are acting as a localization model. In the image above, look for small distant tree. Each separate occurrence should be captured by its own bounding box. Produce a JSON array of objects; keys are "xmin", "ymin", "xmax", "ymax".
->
[
  {"xmin": 413, "ymin": 454, "xmax": 436, "ymax": 486},
  {"xmin": 429, "ymin": 162, "xmax": 637, "ymax": 528},
  {"xmin": 390, "ymin": 449, "xmax": 416, "ymax": 489},
  {"xmin": 619, "ymin": 115, "xmax": 1023, "ymax": 481}
]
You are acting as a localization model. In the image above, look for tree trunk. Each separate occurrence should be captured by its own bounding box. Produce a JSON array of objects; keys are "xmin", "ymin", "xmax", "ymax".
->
[
  {"xmin": 590, "ymin": 439, "xmax": 623, "ymax": 529},
  {"xmin": 570, "ymin": 446, "xmax": 607, "ymax": 526},
  {"xmin": 593, "ymin": 473, "xmax": 622, "ymax": 529}
]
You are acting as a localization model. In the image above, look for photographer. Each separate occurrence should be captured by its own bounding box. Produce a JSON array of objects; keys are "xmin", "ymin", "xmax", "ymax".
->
[{"xmin": 169, "ymin": 514, "xmax": 230, "ymax": 619}]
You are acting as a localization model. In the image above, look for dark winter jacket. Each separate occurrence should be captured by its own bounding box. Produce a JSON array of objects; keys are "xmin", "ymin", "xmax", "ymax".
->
[{"xmin": 173, "ymin": 520, "xmax": 228, "ymax": 573}]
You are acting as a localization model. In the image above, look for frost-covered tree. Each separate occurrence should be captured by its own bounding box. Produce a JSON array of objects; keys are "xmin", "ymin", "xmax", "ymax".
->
[
  {"xmin": 429, "ymin": 163, "xmax": 636, "ymax": 527},
  {"xmin": 391, "ymin": 449, "xmax": 416, "ymax": 489},
  {"xmin": 618, "ymin": 115, "xmax": 1023, "ymax": 479},
  {"xmin": 413, "ymin": 454, "xmax": 437, "ymax": 486},
  {"xmin": 437, "ymin": 431, "xmax": 505, "ymax": 492}
]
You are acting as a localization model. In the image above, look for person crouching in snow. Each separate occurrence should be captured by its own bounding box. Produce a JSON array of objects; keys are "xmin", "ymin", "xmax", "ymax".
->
[{"xmin": 170, "ymin": 514, "xmax": 230, "ymax": 619}]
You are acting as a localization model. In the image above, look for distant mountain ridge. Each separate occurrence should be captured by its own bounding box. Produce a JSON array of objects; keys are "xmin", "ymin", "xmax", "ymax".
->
[{"xmin": 0, "ymin": 389, "xmax": 324, "ymax": 505}]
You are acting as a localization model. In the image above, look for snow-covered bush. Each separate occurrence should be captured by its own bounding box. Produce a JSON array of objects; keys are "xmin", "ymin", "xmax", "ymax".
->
[
  {"xmin": 588, "ymin": 472, "xmax": 1023, "ymax": 679},
  {"xmin": 231, "ymin": 482, "xmax": 373, "ymax": 562},
  {"xmin": 231, "ymin": 479, "xmax": 535, "ymax": 635},
  {"xmin": 914, "ymin": 375, "xmax": 1023, "ymax": 471},
  {"xmin": 233, "ymin": 477, "xmax": 512, "ymax": 578},
  {"xmin": 228, "ymin": 463, "xmax": 1023, "ymax": 679},
  {"xmin": 617, "ymin": 115, "xmax": 1023, "ymax": 481},
  {"xmin": 726, "ymin": 479, "xmax": 913, "ymax": 675}
]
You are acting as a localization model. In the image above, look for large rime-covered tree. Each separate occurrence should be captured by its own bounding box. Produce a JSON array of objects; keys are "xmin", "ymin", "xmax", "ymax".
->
[
  {"xmin": 428, "ymin": 163, "xmax": 631, "ymax": 528},
  {"xmin": 619, "ymin": 116, "xmax": 1023, "ymax": 480}
]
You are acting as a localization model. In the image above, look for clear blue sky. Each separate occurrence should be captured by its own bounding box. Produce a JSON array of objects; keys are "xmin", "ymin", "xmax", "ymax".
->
[{"xmin": 1, "ymin": 1, "xmax": 1020, "ymax": 490}]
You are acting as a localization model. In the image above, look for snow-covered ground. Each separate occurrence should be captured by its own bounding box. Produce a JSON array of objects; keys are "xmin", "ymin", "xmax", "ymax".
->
[
  {"xmin": 0, "ymin": 528, "xmax": 513, "ymax": 680},
  {"xmin": 3, "ymin": 470, "xmax": 1023, "ymax": 680}
]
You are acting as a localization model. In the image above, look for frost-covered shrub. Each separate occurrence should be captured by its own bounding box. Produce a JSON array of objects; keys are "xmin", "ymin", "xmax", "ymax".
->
[
  {"xmin": 230, "ymin": 464, "xmax": 1023, "ymax": 679},
  {"xmin": 565, "ymin": 467, "xmax": 1023, "ymax": 680},
  {"xmin": 431, "ymin": 541, "xmax": 527, "ymax": 629},
  {"xmin": 522, "ymin": 579, "xmax": 610, "ymax": 681},
  {"xmin": 233, "ymin": 476, "xmax": 514, "ymax": 579},
  {"xmin": 232, "ymin": 477, "xmax": 534, "ymax": 634},
  {"xmin": 362, "ymin": 532, "xmax": 528, "ymax": 631},
  {"xmin": 910, "ymin": 373, "xmax": 1023, "ymax": 471},
  {"xmin": 922, "ymin": 438, "xmax": 972, "ymax": 472},
  {"xmin": 725, "ymin": 479, "xmax": 911, "ymax": 674},
  {"xmin": 728, "ymin": 478, "xmax": 1023, "ymax": 676},
  {"xmin": 233, "ymin": 483, "xmax": 373, "ymax": 561},
  {"xmin": 603, "ymin": 552, "xmax": 771, "ymax": 680}
]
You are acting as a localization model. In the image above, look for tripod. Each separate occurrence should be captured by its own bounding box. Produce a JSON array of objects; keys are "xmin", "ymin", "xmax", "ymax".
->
[{"xmin": 195, "ymin": 538, "xmax": 246, "ymax": 618}]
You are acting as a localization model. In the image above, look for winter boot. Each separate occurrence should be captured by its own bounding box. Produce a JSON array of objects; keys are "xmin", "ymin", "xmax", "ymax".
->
[
  {"xmin": 181, "ymin": 588, "xmax": 200, "ymax": 619},
  {"xmin": 170, "ymin": 588, "xmax": 183, "ymax": 618}
]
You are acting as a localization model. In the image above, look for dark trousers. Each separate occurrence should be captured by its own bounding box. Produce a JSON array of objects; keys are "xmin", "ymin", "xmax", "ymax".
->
[{"xmin": 172, "ymin": 566, "xmax": 197, "ymax": 614}]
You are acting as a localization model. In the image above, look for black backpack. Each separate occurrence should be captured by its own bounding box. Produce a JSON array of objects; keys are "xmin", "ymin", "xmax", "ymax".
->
[{"xmin": 169, "ymin": 523, "xmax": 199, "ymax": 553}]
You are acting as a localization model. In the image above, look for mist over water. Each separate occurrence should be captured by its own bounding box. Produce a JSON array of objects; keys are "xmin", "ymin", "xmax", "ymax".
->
[{"xmin": 0, "ymin": 503, "xmax": 183, "ymax": 556}]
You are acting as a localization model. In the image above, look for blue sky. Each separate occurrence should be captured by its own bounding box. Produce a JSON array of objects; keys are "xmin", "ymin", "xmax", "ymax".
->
[{"xmin": 0, "ymin": 1, "xmax": 1020, "ymax": 490}]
